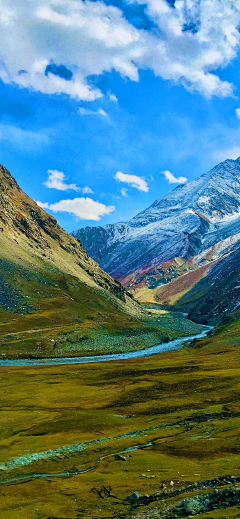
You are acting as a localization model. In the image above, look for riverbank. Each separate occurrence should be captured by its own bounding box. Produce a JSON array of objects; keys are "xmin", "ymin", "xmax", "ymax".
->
[
  {"xmin": 0, "ymin": 316, "xmax": 240, "ymax": 519},
  {"xmin": 0, "ymin": 325, "xmax": 211, "ymax": 366},
  {"xmin": 0, "ymin": 309, "xmax": 204, "ymax": 360}
]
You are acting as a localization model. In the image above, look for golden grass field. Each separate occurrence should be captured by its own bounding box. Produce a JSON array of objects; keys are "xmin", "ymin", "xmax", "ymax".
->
[{"xmin": 1, "ymin": 316, "xmax": 240, "ymax": 519}]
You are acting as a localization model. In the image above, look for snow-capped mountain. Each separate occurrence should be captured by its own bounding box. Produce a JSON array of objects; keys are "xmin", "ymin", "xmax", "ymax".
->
[{"xmin": 72, "ymin": 158, "xmax": 240, "ymax": 282}]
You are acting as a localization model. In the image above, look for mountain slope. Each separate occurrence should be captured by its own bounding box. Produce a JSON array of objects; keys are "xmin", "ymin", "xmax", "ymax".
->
[
  {"xmin": 176, "ymin": 246, "xmax": 240, "ymax": 324},
  {"xmin": 0, "ymin": 164, "xmax": 203, "ymax": 358},
  {"xmin": 73, "ymin": 158, "xmax": 240, "ymax": 280},
  {"xmin": 0, "ymin": 164, "xmax": 140, "ymax": 314},
  {"xmin": 1, "ymin": 164, "xmax": 199, "ymax": 358},
  {"xmin": 73, "ymin": 158, "xmax": 240, "ymax": 323}
]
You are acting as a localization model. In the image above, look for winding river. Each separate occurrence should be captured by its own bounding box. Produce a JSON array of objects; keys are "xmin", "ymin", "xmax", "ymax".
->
[{"xmin": 0, "ymin": 326, "xmax": 211, "ymax": 367}]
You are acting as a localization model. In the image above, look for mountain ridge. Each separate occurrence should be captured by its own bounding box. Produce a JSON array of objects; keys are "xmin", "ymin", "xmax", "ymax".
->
[
  {"xmin": 73, "ymin": 158, "xmax": 240, "ymax": 279},
  {"xmin": 0, "ymin": 163, "xmax": 137, "ymax": 310},
  {"xmin": 73, "ymin": 158, "xmax": 240, "ymax": 323}
]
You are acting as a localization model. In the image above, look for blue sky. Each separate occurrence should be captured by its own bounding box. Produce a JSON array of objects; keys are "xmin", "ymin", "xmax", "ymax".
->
[{"xmin": 1, "ymin": 0, "xmax": 240, "ymax": 232}]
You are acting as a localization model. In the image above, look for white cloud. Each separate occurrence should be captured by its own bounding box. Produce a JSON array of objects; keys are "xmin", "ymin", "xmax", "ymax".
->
[
  {"xmin": 0, "ymin": 0, "xmax": 139, "ymax": 101},
  {"xmin": 161, "ymin": 170, "xmax": 188, "ymax": 184},
  {"xmin": 115, "ymin": 171, "xmax": 149, "ymax": 192},
  {"xmin": 82, "ymin": 186, "xmax": 94, "ymax": 194},
  {"xmin": 213, "ymin": 145, "xmax": 240, "ymax": 162},
  {"xmin": 236, "ymin": 108, "xmax": 240, "ymax": 120},
  {"xmin": 36, "ymin": 201, "xmax": 49, "ymax": 210},
  {"xmin": 79, "ymin": 107, "xmax": 107, "ymax": 117},
  {"xmin": 37, "ymin": 197, "xmax": 115, "ymax": 220},
  {"xmin": 0, "ymin": 0, "xmax": 239, "ymax": 100},
  {"xmin": 121, "ymin": 187, "xmax": 128, "ymax": 197},
  {"xmin": 98, "ymin": 108, "xmax": 107, "ymax": 118},
  {"xmin": 43, "ymin": 170, "xmax": 94, "ymax": 193},
  {"xmin": 133, "ymin": 0, "xmax": 240, "ymax": 97},
  {"xmin": 0, "ymin": 123, "xmax": 49, "ymax": 150},
  {"xmin": 44, "ymin": 169, "xmax": 80, "ymax": 191},
  {"xmin": 109, "ymin": 93, "xmax": 118, "ymax": 103}
]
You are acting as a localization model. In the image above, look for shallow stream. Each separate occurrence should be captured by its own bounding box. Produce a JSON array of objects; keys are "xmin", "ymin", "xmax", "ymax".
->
[{"xmin": 0, "ymin": 326, "xmax": 212, "ymax": 367}]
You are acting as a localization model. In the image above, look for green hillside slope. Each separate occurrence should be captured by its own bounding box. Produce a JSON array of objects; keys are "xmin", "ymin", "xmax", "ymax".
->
[{"xmin": 0, "ymin": 165, "xmax": 200, "ymax": 358}]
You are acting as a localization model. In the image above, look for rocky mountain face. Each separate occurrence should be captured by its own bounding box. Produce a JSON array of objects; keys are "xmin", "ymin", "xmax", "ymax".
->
[
  {"xmin": 0, "ymin": 164, "xmax": 141, "ymax": 313},
  {"xmin": 73, "ymin": 158, "xmax": 240, "ymax": 324},
  {"xmin": 178, "ymin": 246, "xmax": 240, "ymax": 324}
]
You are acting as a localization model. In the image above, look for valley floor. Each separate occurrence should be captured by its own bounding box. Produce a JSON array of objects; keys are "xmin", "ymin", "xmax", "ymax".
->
[
  {"xmin": 0, "ymin": 316, "xmax": 240, "ymax": 518},
  {"xmin": 0, "ymin": 302, "xmax": 202, "ymax": 359}
]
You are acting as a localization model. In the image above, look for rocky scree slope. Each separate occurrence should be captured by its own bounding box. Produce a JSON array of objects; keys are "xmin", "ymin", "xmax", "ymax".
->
[{"xmin": 127, "ymin": 230, "xmax": 240, "ymax": 324}]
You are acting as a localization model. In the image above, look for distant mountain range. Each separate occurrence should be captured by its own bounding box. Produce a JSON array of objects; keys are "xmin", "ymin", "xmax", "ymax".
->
[{"xmin": 72, "ymin": 158, "xmax": 240, "ymax": 324}]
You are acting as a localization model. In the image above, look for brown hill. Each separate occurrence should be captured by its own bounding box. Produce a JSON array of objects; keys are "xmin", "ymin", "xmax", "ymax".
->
[{"xmin": 0, "ymin": 164, "xmax": 139, "ymax": 310}]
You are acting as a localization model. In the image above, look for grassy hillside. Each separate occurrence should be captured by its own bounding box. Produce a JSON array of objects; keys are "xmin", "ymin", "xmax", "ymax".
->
[
  {"xmin": 0, "ymin": 252, "xmax": 202, "ymax": 359},
  {"xmin": 133, "ymin": 262, "xmax": 214, "ymax": 306},
  {"xmin": 0, "ymin": 164, "xmax": 202, "ymax": 358}
]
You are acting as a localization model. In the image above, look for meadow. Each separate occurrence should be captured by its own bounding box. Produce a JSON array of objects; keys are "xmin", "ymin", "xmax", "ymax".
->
[{"xmin": 1, "ymin": 316, "xmax": 240, "ymax": 518}]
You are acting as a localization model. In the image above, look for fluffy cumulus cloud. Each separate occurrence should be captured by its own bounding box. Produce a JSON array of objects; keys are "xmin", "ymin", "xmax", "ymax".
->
[
  {"xmin": 43, "ymin": 169, "xmax": 94, "ymax": 193},
  {"xmin": 115, "ymin": 171, "xmax": 149, "ymax": 192},
  {"xmin": 44, "ymin": 170, "xmax": 80, "ymax": 191},
  {"xmin": 161, "ymin": 170, "xmax": 188, "ymax": 184},
  {"xmin": 0, "ymin": 0, "xmax": 239, "ymax": 100},
  {"xmin": 134, "ymin": 0, "xmax": 240, "ymax": 97},
  {"xmin": 37, "ymin": 197, "xmax": 115, "ymax": 220}
]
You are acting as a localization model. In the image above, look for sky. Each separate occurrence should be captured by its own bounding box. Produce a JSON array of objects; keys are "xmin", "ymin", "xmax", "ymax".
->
[{"xmin": 1, "ymin": 0, "xmax": 240, "ymax": 232}]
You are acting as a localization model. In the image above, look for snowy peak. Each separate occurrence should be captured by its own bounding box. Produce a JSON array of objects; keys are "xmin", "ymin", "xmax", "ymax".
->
[
  {"xmin": 131, "ymin": 158, "xmax": 240, "ymax": 226},
  {"xmin": 72, "ymin": 157, "xmax": 240, "ymax": 280}
]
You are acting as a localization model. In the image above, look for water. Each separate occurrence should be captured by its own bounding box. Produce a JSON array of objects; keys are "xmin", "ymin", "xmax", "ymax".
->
[
  {"xmin": 0, "ymin": 442, "xmax": 153, "ymax": 485},
  {"xmin": 0, "ymin": 326, "xmax": 212, "ymax": 367}
]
